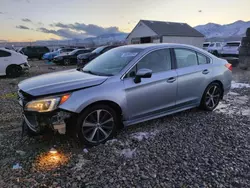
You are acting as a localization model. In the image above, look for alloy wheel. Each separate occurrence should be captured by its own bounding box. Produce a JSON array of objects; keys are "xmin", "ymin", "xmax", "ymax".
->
[
  {"xmin": 205, "ymin": 85, "xmax": 221, "ymax": 109},
  {"xmin": 82, "ymin": 109, "xmax": 114, "ymax": 144}
]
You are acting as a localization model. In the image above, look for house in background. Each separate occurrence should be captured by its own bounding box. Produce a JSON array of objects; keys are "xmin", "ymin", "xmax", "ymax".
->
[{"xmin": 126, "ymin": 20, "xmax": 205, "ymax": 48}]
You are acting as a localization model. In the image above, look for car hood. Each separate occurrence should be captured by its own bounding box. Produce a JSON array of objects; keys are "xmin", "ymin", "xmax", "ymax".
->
[{"xmin": 18, "ymin": 69, "xmax": 108, "ymax": 96}]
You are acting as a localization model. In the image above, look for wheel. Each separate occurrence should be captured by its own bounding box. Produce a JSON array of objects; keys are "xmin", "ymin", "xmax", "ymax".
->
[
  {"xmin": 76, "ymin": 104, "xmax": 118, "ymax": 146},
  {"xmin": 200, "ymin": 83, "xmax": 223, "ymax": 111},
  {"xmin": 6, "ymin": 65, "xmax": 22, "ymax": 78},
  {"xmin": 246, "ymin": 28, "xmax": 250, "ymax": 37},
  {"xmin": 64, "ymin": 59, "xmax": 71, "ymax": 65},
  {"xmin": 241, "ymin": 37, "xmax": 250, "ymax": 47}
]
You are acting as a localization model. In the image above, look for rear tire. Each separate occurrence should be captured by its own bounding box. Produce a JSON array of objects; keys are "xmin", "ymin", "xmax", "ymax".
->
[
  {"xmin": 6, "ymin": 65, "xmax": 22, "ymax": 78},
  {"xmin": 199, "ymin": 83, "xmax": 223, "ymax": 111},
  {"xmin": 76, "ymin": 104, "xmax": 118, "ymax": 146}
]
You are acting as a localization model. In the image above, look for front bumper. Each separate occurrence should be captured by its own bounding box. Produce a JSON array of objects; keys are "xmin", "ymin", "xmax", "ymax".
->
[
  {"xmin": 18, "ymin": 90, "xmax": 73, "ymax": 134},
  {"xmin": 20, "ymin": 62, "xmax": 30, "ymax": 71},
  {"xmin": 23, "ymin": 110, "xmax": 72, "ymax": 134}
]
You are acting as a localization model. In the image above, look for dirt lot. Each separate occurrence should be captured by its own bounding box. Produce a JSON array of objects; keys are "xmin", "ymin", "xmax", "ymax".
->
[{"xmin": 0, "ymin": 60, "xmax": 250, "ymax": 187}]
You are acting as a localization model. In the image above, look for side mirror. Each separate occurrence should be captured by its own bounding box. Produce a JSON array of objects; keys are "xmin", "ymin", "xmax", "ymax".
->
[{"xmin": 134, "ymin": 68, "xmax": 152, "ymax": 83}]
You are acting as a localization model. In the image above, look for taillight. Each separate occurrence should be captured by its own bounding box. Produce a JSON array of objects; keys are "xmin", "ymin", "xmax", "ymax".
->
[{"xmin": 225, "ymin": 63, "xmax": 232, "ymax": 71}]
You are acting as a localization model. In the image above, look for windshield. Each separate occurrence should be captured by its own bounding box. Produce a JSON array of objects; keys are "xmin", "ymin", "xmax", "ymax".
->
[
  {"xmin": 92, "ymin": 46, "xmax": 106, "ymax": 54},
  {"xmin": 82, "ymin": 47, "xmax": 143, "ymax": 76}
]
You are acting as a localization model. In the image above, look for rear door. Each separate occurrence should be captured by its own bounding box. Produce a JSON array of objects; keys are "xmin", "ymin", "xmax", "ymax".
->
[
  {"xmin": 0, "ymin": 50, "xmax": 12, "ymax": 75},
  {"xmin": 173, "ymin": 48, "xmax": 212, "ymax": 107},
  {"xmin": 123, "ymin": 48, "xmax": 177, "ymax": 120}
]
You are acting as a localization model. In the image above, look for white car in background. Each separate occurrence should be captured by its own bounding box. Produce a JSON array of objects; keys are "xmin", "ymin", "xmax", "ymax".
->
[
  {"xmin": 202, "ymin": 42, "xmax": 210, "ymax": 51},
  {"xmin": 207, "ymin": 42, "xmax": 224, "ymax": 56},
  {"xmin": 221, "ymin": 41, "xmax": 241, "ymax": 57},
  {"xmin": 0, "ymin": 48, "xmax": 30, "ymax": 77}
]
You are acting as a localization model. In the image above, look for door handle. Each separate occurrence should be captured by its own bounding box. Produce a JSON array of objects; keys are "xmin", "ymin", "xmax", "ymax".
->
[
  {"xmin": 167, "ymin": 77, "xmax": 176, "ymax": 83},
  {"xmin": 202, "ymin": 69, "xmax": 209, "ymax": 74}
]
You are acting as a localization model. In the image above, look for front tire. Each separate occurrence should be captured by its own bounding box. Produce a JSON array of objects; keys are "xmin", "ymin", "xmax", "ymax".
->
[
  {"xmin": 200, "ymin": 83, "xmax": 223, "ymax": 111},
  {"xmin": 76, "ymin": 104, "xmax": 118, "ymax": 146}
]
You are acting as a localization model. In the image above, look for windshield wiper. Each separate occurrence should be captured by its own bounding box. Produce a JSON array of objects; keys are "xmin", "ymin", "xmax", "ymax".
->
[
  {"xmin": 81, "ymin": 69, "xmax": 113, "ymax": 77},
  {"xmin": 81, "ymin": 70, "xmax": 97, "ymax": 75}
]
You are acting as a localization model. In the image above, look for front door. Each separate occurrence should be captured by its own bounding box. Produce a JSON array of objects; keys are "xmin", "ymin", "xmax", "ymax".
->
[{"xmin": 123, "ymin": 48, "xmax": 177, "ymax": 120}]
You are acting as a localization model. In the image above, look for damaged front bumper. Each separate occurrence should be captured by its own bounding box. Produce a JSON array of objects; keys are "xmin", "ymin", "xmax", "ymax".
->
[{"xmin": 23, "ymin": 110, "xmax": 73, "ymax": 135}]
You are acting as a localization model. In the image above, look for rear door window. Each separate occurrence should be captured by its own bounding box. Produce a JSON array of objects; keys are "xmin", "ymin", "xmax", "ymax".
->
[{"xmin": 174, "ymin": 49, "xmax": 198, "ymax": 68}]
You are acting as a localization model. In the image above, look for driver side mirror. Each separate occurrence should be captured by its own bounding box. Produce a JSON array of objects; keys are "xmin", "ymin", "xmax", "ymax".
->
[{"xmin": 134, "ymin": 68, "xmax": 152, "ymax": 83}]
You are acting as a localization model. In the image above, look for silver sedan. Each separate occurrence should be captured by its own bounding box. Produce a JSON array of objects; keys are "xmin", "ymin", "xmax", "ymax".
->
[{"xmin": 18, "ymin": 43, "xmax": 232, "ymax": 145}]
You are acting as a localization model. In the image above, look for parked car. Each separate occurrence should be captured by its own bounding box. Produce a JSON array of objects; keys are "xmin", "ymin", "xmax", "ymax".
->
[
  {"xmin": 77, "ymin": 45, "xmax": 119, "ymax": 69},
  {"xmin": 53, "ymin": 49, "xmax": 92, "ymax": 65},
  {"xmin": 207, "ymin": 42, "xmax": 224, "ymax": 56},
  {"xmin": 18, "ymin": 44, "xmax": 232, "ymax": 146},
  {"xmin": 42, "ymin": 48, "xmax": 75, "ymax": 61},
  {"xmin": 19, "ymin": 46, "xmax": 50, "ymax": 59},
  {"xmin": 0, "ymin": 48, "xmax": 29, "ymax": 77},
  {"xmin": 202, "ymin": 42, "xmax": 211, "ymax": 51},
  {"xmin": 221, "ymin": 41, "xmax": 241, "ymax": 57}
]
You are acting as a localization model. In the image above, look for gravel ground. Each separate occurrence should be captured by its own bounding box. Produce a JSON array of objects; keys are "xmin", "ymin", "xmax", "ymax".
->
[{"xmin": 0, "ymin": 60, "xmax": 250, "ymax": 187}]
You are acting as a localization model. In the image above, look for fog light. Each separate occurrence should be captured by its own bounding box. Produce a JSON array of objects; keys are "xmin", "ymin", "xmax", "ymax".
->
[{"xmin": 49, "ymin": 148, "xmax": 58, "ymax": 154}]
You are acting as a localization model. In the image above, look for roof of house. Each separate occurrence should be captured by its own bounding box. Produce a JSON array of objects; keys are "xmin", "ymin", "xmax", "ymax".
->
[{"xmin": 138, "ymin": 20, "xmax": 204, "ymax": 38}]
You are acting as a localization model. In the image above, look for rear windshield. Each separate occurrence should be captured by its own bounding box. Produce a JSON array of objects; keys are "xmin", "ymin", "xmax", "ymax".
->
[
  {"xmin": 203, "ymin": 43, "xmax": 210, "ymax": 47},
  {"xmin": 225, "ymin": 42, "xmax": 240, "ymax": 47}
]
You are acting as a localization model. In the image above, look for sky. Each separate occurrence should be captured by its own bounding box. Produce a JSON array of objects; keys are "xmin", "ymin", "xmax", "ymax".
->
[{"xmin": 0, "ymin": 0, "xmax": 250, "ymax": 42}]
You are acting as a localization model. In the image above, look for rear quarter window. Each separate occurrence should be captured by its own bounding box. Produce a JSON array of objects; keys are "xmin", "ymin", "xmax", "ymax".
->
[{"xmin": 197, "ymin": 53, "xmax": 210, "ymax": 64}]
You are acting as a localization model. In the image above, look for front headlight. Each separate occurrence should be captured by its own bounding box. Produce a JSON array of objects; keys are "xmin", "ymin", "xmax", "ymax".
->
[{"xmin": 25, "ymin": 94, "xmax": 70, "ymax": 112}]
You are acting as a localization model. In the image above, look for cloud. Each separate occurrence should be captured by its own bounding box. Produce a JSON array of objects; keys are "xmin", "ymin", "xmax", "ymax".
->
[
  {"xmin": 16, "ymin": 25, "xmax": 30, "ymax": 30},
  {"xmin": 37, "ymin": 27, "xmax": 90, "ymax": 39},
  {"xmin": 22, "ymin": 18, "xmax": 32, "ymax": 22},
  {"xmin": 50, "ymin": 22, "xmax": 123, "ymax": 36},
  {"xmin": 0, "ymin": 40, "xmax": 8, "ymax": 42},
  {"xmin": 38, "ymin": 22, "xmax": 44, "ymax": 26}
]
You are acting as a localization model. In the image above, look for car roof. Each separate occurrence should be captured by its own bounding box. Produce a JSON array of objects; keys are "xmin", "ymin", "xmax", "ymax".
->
[{"xmin": 120, "ymin": 43, "xmax": 202, "ymax": 51}]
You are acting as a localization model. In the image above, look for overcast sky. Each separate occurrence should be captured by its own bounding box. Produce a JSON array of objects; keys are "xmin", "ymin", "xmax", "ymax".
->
[{"xmin": 0, "ymin": 0, "xmax": 250, "ymax": 42}]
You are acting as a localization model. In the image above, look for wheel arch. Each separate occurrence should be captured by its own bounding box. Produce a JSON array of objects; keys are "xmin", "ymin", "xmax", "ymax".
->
[
  {"xmin": 80, "ymin": 100, "xmax": 123, "ymax": 128},
  {"xmin": 204, "ymin": 80, "xmax": 224, "ymax": 99},
  {"xmin": 5, "ymin": 64, "xmax": 21, "ymax": 74}
]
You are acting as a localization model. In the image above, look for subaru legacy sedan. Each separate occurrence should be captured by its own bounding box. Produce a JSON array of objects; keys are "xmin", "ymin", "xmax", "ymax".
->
[{"xmin": 18, "ymin": 44, "xmax": 232, "ymax": 146}]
